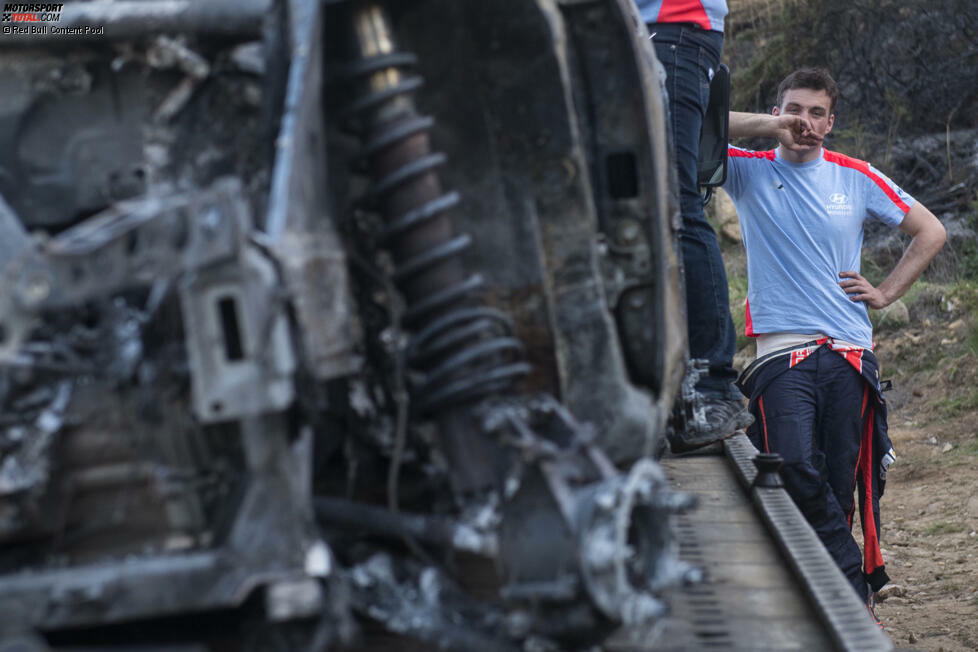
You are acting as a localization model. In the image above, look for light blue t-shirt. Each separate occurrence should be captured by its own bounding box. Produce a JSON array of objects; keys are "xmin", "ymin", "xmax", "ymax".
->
[
  {"xmin": 724, "ymin": 146, "xmax": 915, "ymax": 348},
  {"xmin": 636, "ymin": 0, "xmax": 727, "ymax": 32}
]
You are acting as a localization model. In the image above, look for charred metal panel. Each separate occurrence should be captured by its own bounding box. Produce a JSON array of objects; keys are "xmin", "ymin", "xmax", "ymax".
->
[
  {"xmin": 276, "ymin": 231, "xmax": 363, "ymax": 381},
  {"xmin": 560, "ymin": 0, "xmax": 686, "ymax": 407},
  {"xmin": 1, "ymin": 0, "xmax": 697, "ymax": 649},
  {"xmin": 315, "ymin": 0, "xmax": 693, "ymax": 644},
  {"xmin": 0, "ymin": 0, "xmax": 336, "ymax": 640},
  {"xmin": 0, "ymin": 194, "xmax": 29, "ymax": 265},
  {"xmin": 395, "ymin": 0, "xmax": 680, "ymax": 463},
  {"xmin": 0, "ymin": 52, "xmax": 146, "ymax": 230},
  {"xmin": 267, "ymin": 0, "xmax": 361, "ymax": 381}
]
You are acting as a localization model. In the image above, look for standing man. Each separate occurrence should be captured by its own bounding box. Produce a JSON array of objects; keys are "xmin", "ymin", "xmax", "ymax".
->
[
  {"xmin": 726, "ymin": 68, "xmax": 946, "ymax": 607},
  {"xmin": 638, "ymin": 0, "xmax": 753, "ymax": 451}
]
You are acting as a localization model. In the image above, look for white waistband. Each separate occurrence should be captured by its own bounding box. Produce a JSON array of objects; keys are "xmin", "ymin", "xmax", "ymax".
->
[{"xmin": 755, "ymin": 332, "xmax": 864, "ymax": 358}]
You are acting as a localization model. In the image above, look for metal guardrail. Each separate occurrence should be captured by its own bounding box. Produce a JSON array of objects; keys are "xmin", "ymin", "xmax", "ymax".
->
[{"xmin": 724, "ymin": 433, "xmax": 893, "ymax": 652}]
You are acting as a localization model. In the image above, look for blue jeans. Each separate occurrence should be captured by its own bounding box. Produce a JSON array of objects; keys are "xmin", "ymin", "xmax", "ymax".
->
[{"xmin": 651, "ymin": 23, "xmax": 738, "ymax": 398}]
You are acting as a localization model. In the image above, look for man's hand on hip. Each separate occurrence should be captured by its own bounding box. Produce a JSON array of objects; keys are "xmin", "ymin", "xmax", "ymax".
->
[
  {"xmin": 838, "ymin": 271, "xmax": 889, "ymax": 309},
  {"xmin": 844, "ymin": 204, "xmax": 946, "ymax": 313}
]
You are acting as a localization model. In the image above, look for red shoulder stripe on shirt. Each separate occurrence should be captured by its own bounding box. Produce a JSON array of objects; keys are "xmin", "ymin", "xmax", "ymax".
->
[
  {"xmin": 656, "ymin": 0, "xmax": 712, "ymax": 30},
  {"xmin": 729, "ymin": 148, "xmax": 776, "ymax": 160},
  {"xmin": 823, "ymin": 149, "xmax": 911, "ymax": 213}
]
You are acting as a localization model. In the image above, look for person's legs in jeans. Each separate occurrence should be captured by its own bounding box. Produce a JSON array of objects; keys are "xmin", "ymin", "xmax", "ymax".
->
[{"xmin": 652, "ymin": 24, "xmax": 747, "ymax": 443}]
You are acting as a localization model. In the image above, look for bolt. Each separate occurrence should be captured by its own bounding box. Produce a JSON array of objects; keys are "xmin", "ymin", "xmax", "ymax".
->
[
  {"xmin": 753, "ymin": 453, "xmax": 784, "ymax": 489},
  {"xmin": 586, "ymin": 538, "xmax": 619, "ymax": 569},
  {"xmin": 21, "ymin": 275, "xmax": 51, "ymax": 306},
  {"xmin": 596, "ymin": 491, "xmax": 616, "ymax": 510},
  {"xmin": 505, "ymin": 610, "xmax": 533, "ymax": 637},
  {"xmin": 617, "ymin": 219, "xmax": 641, "ymax": 245},
  {"xmin": 201, "ymin": 206, "xmax": 223, "ymax": 240},
  {"xmin": 683, "ymin": 565, "xmax": 705, "ymax": 585},
  {"xmin": 635, "ymin": 481, "xmax": 653, "ymax": 502}
]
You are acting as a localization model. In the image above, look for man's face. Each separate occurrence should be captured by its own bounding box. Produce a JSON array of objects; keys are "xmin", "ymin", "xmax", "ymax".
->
[{"xmin": 773, "ymin": 87, "xmax": 834, "ymax": 149}]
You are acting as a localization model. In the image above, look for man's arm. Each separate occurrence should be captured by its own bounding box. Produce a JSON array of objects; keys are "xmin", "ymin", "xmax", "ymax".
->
[
  {"xmin": 838, "ymin": 203, "xmax": 946, "ymax": 309},
  {"xmin": 729, "ymin": 111, "xmax": 822, "ymax": 151}
]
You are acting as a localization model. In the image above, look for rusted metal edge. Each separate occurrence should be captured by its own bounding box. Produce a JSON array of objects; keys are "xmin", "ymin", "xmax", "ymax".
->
[{"xmin": 724, "ymin": 433, "xmax": 893, "ymax": 652}]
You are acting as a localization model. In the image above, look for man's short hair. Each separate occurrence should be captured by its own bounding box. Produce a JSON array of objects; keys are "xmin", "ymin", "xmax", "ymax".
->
[{"xmin": 776, "ymin": 68, "xmax": 839, "ymax": 112}]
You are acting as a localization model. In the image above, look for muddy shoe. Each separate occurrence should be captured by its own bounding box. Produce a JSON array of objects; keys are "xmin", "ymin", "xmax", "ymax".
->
[{"xmin": 670, "ymin": 397, "xmax": 754, "ymax": 454}]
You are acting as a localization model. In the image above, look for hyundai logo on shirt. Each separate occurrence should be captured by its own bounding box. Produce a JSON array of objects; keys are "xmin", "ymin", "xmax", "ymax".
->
[{"xmin": 826, "ymin": 192, "xmax": 852, "ymax": 215}]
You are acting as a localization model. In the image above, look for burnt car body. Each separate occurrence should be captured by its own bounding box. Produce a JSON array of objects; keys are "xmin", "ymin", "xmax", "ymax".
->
[{"xmin": 0, "ymin": 1, "xmax": 691, "ymax": 649}]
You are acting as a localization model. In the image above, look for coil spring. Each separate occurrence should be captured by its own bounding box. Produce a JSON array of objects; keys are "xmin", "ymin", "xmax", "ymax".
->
[{"xmin": 343, "ymin": 45, "xmax": 530, "ymax": 414}]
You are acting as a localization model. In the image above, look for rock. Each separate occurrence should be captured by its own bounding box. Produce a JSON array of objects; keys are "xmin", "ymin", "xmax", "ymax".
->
[
  {"xmin": 907, "ymin": 285, "xmax": 945, "ymax": 323},
  {"xmin": 720, "ymin": 219, "xmax": 741, "ymax": 243},
  {"xmin": 885, "ymin": 332, "xmax": 910, "ymax": 352},
  {"xmin": 230, "ymin": 42, "xmax": 265, "ymax": 75},
  {"xmin": 876, "ymin": 299, "xmax": 910, "ymax": 329},
  {"xmin": 866, "ymin": 213, "xmax": 974, "ymax": 283},
  {"xmin": 908, "ymin": 632, "xmax": 918, "ymax": 644},
  {"xmin": 733, "ymin": 343, "xmax": 755, "ymax": 372},
  {"xmin": 714, "ymin": 188, "xmax": 741, "ymax": 243},
  {"xmin": 875, "ymin": 584, "xmax": 907, "ymax": 602},
  {"xmin": 942, "ymin": 442, "xmax": 953, "ymax": 453},
  {"xmin": 930, "ymin": 215, "xmax": 978, "ymax": 280},
  {"xmin": 948, "ymin": 319, "xmax": 965, "ymax": 331}
]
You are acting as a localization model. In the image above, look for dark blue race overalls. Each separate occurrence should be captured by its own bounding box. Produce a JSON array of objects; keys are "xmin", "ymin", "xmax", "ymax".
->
[{"xmin": 737, "ymin": 341, "xmax": 893, "ymax": 600}]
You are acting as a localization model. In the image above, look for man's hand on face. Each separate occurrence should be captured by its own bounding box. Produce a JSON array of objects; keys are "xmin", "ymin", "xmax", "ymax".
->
[
  {"xmin": 838, "ymin": 271, "xmax": 889, "ymax": 309},
  {"xmin": 774, "ymin": 115, "xmax": 823, "ymax": 151}
]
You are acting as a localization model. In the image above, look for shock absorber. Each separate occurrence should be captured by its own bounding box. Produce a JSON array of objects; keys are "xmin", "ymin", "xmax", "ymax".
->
[{"xmin": 343, "ymin": 2, "xmax": 530, "ymax": 489}]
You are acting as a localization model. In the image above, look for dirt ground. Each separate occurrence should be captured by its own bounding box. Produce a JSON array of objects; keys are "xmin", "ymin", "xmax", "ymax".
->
[
  {"xmin": 821, "ymin": 310, "xmax": 978, "ymax": 651},
  {"xmin": 869, "ymin": 351, "xmax": 978, "ymax": 651}
]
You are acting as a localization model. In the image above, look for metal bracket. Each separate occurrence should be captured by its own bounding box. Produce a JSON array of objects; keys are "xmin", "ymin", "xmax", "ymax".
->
[
  {"xmin": 0, "ymin": 178, "xmax": 248, "ymax": 360},
  {"xmin": 179, "ymin": 245, "xmax": 296, "ymax": 423}
]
